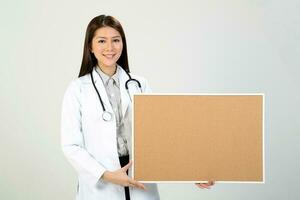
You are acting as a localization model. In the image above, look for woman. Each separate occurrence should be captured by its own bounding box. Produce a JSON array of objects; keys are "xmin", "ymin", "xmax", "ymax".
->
[{"xmin": 61, "ymin": 14, "xmax": 213, "ymax": 200}]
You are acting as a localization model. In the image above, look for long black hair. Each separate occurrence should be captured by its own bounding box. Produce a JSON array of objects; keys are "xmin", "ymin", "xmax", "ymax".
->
[{"xmin": 78, "ymin": 15, "xmax": 130, "ymax": 77}]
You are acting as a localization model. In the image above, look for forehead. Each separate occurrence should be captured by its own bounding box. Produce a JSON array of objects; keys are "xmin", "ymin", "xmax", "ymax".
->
[{"xmin": 93, "ymin": 26, "xmax": 121, "ymax": 38}]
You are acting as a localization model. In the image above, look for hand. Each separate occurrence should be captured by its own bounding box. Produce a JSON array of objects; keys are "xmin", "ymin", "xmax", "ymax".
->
[
  {"xmin": 195, "ymin": 181, "xmax": 215, "ymax": 189},
  {"xmin": 102, "ymin": 160, "xmax": 146, "ymax": 190}
]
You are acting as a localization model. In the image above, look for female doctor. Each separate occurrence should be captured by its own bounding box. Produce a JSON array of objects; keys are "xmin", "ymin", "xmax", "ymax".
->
[{"xmin": 61, "ymin": 15, "xmax": 214, "ymax": 200}]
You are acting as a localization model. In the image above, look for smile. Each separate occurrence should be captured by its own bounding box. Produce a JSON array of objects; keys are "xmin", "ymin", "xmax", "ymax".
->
[{"xmin": 103, "ymin": 54, "xmax": 115, "ymax": 59}]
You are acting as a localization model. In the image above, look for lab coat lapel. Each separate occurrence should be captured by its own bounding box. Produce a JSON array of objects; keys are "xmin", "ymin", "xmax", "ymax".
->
[
  {"xmin": 92, "ymin": 68, "xmax": 113, "ymax": 114},
  {"xmin": 119, "ymin": 67, "xmax": 131, "ymax": 117}
]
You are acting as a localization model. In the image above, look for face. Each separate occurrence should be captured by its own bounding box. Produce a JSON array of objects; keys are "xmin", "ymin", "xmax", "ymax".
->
[{"xmin": 90, "ymin": 26, "xmax": 123, "ymax": 69}]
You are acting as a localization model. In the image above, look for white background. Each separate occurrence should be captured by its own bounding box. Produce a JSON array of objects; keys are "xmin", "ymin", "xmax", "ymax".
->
[{"xmin": 0, "ymin": 0, "xmax": 299, "ymax": 199}]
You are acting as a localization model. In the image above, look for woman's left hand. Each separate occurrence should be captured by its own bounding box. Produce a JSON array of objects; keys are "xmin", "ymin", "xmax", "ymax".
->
[{"xmin": 195, "ymin": 181, "xmax": 215, "ymax": 189}]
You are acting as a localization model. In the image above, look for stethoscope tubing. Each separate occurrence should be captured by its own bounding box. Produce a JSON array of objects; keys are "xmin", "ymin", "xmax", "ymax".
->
[
  {"xmin": 90, "ymin": 70, "xmax": 106, "ymax": 113},
  {"xmin": 90, "ymin": 67, "xmax": 142, "ymax": 121}
]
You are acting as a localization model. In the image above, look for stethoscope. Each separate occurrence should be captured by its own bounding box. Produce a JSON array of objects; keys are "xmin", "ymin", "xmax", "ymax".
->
[{"xmin": 90, "ymin": 67, "xmax": 142, "ymax": 122}]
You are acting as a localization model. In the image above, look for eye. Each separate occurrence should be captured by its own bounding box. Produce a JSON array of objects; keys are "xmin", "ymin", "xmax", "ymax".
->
[
  {"xmin": 98, "ymin": 40, "xmax": 105, "ymax": 43},
  {"xmin": 113, "ymin": 39, "xmax": 120, "ymax": 42}
]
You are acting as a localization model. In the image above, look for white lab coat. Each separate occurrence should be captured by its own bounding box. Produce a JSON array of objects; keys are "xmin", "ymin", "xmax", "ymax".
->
[{"xmin": 61, "ymin": 66, "xmax": 160, "ymax": 200}]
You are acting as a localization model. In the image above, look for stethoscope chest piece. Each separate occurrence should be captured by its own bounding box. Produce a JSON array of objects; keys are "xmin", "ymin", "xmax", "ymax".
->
[{"xmin": 102, "ymin": 111, "xmax": 112, "ymax": 121}]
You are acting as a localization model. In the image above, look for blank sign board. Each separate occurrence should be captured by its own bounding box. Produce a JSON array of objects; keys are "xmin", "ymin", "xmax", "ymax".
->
[{"xmin": 133, "ymin": 94, "xmax": 264, "ymax": 182}]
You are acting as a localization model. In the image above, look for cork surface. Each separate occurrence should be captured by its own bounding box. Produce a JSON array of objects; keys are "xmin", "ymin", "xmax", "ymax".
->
[{"xmin": 133, "ymin": 95, "xmax": 263, "ymax": 182}]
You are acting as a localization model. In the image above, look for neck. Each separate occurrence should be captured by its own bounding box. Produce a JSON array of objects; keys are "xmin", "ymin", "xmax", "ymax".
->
[{"xmin": 97, "ymin": 63, "xmax": 117, "ymax": 77}]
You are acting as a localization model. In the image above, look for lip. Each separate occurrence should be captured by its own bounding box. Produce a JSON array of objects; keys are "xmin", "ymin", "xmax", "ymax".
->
[{"xmin": 103, "ymin": 54, "xmax": 116, "ymax": 59}]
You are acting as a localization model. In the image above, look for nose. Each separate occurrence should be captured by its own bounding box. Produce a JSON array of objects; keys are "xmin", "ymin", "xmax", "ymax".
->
[{"xmin": 106, "ymin": 40, "xmax": 113, "ymax": 51}]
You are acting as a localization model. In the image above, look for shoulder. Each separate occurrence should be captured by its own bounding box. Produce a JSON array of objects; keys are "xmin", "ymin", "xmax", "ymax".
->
[{"xmin": 63, "ymin": 74, "xmax": 91, "ymax": 98}]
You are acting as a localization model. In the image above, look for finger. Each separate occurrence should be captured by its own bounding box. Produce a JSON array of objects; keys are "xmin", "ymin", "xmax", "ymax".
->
[
  {"xmin": 202, "ymin": 184, "xmax": 211, "ymax": 189},
  {"xmin": 128, "ymin": 179, "xmax": 140, "ymax": 189},
  {"xmin": 121, "ymin": 160, "xmax": 132, "ymax": 172},
  {"xmin": 137, "ymin": 182, "xmax": 147, "ymax": 190},
  {"xmin": 196, "ymin": 184, "xmax": 207, "ymax": 189},
  {"xmin": 196, "ymin": 183, "xmax": 211, "ymax": 189},
  {"xmin": 195, "ymin": 183, "xmax": 203, "ymax": 188},
  {"xmin": 132, "ymin": 180, "xmax": 146, "ymax": 190},
  {"xmin": 127, "ymin": 182, "xmax": 135, "ymax": 188},
  {"xmin": 208, "ymin": 181, "xmax": 215, "ymax": 186},
  {"xmin": 203, "ymin": 183, "xmax": 211, "ymax": 189},
  {"xmin": 129, "ymin": 179, "xmax": 146, "ymax": 190}
]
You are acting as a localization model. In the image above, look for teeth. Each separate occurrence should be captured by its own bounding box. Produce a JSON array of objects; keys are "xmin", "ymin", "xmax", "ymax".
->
[{"xmin": 104, "ymin": 54, "xmax": 114, "ymax": 58}]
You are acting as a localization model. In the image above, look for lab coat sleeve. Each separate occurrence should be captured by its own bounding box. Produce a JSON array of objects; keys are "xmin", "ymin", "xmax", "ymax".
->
[{"xmin": 61, "ymin": 80, "xmax": 106, "ymax": 187}]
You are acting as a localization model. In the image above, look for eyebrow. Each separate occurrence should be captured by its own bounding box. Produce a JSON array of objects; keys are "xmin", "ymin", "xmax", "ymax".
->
[{"xmin": 95, "ymin": 36, "xmax": 121, "ymax": 39}]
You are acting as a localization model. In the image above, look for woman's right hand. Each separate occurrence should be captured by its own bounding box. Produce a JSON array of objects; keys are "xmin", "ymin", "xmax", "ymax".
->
[{"xmin": 101, "ymin": 160, "xmax": 146, "ymax": 190}]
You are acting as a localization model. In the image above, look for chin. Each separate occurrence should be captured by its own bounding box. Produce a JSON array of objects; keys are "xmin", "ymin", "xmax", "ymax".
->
[{"xmin": 102, "ymin": 61, "xmax": 117, "ymax": 68}]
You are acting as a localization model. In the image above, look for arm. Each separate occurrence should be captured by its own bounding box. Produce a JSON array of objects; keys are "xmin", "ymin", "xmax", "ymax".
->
[
  {"xmin": 61, "ymin": 80, "xmax": 145, "ymax": 189},
  {"xmin": 61, "ymin": 80, "xmax": 106, "ymax": 186}
]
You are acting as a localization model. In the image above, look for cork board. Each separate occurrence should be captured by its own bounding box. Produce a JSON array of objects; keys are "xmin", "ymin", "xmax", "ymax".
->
[{"xmin": 133, "ymin": 94, "xmax": 264, "ymax": 182}]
